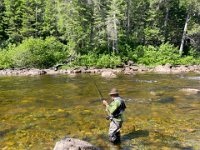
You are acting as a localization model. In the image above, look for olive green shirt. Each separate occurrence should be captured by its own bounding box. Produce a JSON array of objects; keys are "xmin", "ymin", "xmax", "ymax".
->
[{"xmin": 106, "ymin": 97, "xmax": 124, "ymax": 122}]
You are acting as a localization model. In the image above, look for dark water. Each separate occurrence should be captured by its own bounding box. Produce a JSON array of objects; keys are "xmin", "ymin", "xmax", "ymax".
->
[{"xmin": 0, "ymin": 73, "xmax": 200, "ymax": 150}]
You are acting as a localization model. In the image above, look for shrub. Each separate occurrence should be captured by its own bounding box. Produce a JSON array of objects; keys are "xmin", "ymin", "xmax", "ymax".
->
[
  {"xmin": 135, "ymin": 43, "xmax": 180, "ymax": 66},
  {"xmin": 77, "ymin": 53, "xmax": 97, "ymax": 67},
  {"xmin": 96, "ymin": 54, "xmax": 122, "ymax": 68},
  {"xmin": 0, "ymin": 50, "xmax": 13, "ymax": 69},
  {"xmin": 11, "ymin": 37, "xmax": 68, "ymax": 68},
  {"xmin": 178, "ymin": 56, "xmax": 200, "ymax": 65},
  {"xmin": 72, "ymin": 53, "xmax": 122, "ymax": 68}
]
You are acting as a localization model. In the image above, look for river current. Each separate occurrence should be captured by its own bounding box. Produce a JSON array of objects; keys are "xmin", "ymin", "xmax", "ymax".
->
[{"xmin": 0, "ymin": 73, "xmax": 200, "ymax": 149}]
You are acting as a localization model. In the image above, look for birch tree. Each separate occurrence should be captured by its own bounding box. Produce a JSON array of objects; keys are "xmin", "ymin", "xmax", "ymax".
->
[{"xmin": 179, "ymin": 0, "xmax": 200, "ymax": 56}]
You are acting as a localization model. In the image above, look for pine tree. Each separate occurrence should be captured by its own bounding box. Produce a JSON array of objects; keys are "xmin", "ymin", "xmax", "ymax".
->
[
  {"xmin": 106, "ymin": 0, "xmax": 125, "ymax": 54},
  {"xmin": 56, "ymin": 0, "xmax": 84, "ymax": 54},
  {"xmin": 0, "ymin": 0, "xmax": 7, "ymax": 46},
  {"xmin": 42, "ymin": 0, "xmax": 58, "ymax": 37},
  {"xmin": 4, "ymin": 0, "xmax": 24, "ymax": 43},
  {"xmin": 89, "ymin": 0, "xmax": 107, "ymax": 52},
  {"xmin": 20, "ymin": 0, "xmax": 45, "ymax": 38}
]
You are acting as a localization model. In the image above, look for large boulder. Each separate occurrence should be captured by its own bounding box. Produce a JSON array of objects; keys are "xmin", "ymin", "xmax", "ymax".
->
[{"xmin": 54, "ymin": 138, "xmax": 98, "ymax": 150}]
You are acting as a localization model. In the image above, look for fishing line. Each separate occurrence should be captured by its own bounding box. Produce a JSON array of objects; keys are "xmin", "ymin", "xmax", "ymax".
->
[{"xmin": 88, "ymin": 73, "xmax": 104, "ymax": 101}]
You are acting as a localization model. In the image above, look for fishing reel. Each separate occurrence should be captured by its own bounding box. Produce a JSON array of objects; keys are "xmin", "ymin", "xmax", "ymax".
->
[{"xmin": 106, "ymin": 115, "xmax": 113, "ymax": 120}]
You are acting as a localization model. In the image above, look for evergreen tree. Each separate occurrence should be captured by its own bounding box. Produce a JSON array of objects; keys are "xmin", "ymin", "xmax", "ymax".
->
[
  {"xmin": 90, "ymin": 0, "xmax": 107, "ymax": 52},
  {"xmin": 0, "ymin": 0, "xmax": 7, "ymax": 46},
  {"xmin": 42, "ymin": 0, "xmax": 58, "ymax": 37},
  {"xmin": 106, "ymin": 0, "xmax": 125, "ymax": 54},
  {"xmin": 4, "ymin": 0, "xmax": 24, "ymax": 43},
  {"xmin": 20, "ymin": 0, "xmax": 45, "ymax": 38},
  {"xmin": 56, "ymin": 0, "xmax": 84, "ymax": 54}
]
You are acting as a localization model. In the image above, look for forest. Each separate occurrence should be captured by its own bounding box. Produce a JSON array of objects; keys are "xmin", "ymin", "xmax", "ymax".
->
[{"xmin": 0, "ymin": 0, "xmax": 200, "ymax": 69}]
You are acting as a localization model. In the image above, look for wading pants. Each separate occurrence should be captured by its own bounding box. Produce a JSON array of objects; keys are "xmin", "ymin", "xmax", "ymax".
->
[{"xmin": 109, "ymin": 120, "xmax": 123, "ymax": 143}]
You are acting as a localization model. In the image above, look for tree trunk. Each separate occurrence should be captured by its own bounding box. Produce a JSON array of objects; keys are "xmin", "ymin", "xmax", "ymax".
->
[
  {"xmin": 113, "ymin": 13, "xmax": 118, "ymax": 54},
  {"xmin": 164, "ymin": 7, "xmax": 169, "ymax": 42},
  {"xmin": 179, "ymin": 13, "xmax": 190, "ymax": 56},
  {"xmin": 126, "ymin": 0, "xmax": 130, "ymax": 39}
]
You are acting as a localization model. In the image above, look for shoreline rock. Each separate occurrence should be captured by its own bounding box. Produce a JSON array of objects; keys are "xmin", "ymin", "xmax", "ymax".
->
[
  {"xmin": 0, "ymin": 64, "xmax": 200, "ymax": 77},
  {"xmin": 53, "ymin": 137, "xmax": 98, "ymax": 150}
]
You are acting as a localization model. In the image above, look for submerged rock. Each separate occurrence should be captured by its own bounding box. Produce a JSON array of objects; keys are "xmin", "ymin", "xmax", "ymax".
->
[
  {"xmin": 158, "ymin": 96, "xmax": 175, "ymax": 103},
  {"xmin": 54, "ymin": 137, "xmax": 98, "ymax": 150},
  {"xmin": 180, "ymin": 88, "xmax": 200, "ymax": 95}
]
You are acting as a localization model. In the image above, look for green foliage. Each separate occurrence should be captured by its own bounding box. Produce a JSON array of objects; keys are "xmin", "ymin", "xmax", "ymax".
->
[
  {"xmin": 0, "ymin": 37, "xmax": 68, "ymax": 69},
  {"xmin": 0, "ymin": 0, "xmax": 200, "ymax": 68},
  {"xmin": 135, "ymin": 43, "xmax": 180, "ymax": 65},
  {"xmin": 76, "ymin": 54, "xmax": 97, "ymax": 67},
  {"xmin": 73, "ymin": 53, "xmax": 122, "ymax": 68},
  {"xmin": 178, "ymin": 56, "xmax": 200, "ymax": 65},
  {"xmin": 96, "ymin": 54, "xmax": 122, "ymax": 68},
  {"xmin": 0, "ymin": 49, "xmax": 13, "ymax": 69}
]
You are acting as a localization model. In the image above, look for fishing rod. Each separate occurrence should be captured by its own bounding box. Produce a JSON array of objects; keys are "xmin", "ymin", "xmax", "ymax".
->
[{"xmin": 88, "ymin": 73, "xmax": 104, "ymax": 101}]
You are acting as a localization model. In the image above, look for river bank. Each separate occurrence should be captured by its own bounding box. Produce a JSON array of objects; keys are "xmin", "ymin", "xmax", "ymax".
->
[{"xmin": 0, "ymin": 64, "xmax": 200, "ymax": 76}]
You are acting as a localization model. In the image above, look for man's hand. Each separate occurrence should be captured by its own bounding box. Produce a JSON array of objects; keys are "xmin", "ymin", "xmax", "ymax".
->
[{"xmin": 102, "ymin": 100, "xmax": 108, "ymax": 107}]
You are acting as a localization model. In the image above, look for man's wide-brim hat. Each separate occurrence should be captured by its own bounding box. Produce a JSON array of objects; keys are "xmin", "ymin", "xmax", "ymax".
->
[{"xmin": 109, "ymin": 88, "xmax": 119, "ymax": 95}]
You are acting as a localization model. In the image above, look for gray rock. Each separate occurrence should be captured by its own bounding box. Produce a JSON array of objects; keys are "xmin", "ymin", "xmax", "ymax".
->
[{"xmin": 53, "ymin": 138, "xmax": 98, "ymax": 150}]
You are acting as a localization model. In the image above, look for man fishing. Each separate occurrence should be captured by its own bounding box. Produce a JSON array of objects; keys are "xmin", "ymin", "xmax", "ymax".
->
[{"xmin": 102, "ymin": 88, "xmax": 126, "ymax": 144}]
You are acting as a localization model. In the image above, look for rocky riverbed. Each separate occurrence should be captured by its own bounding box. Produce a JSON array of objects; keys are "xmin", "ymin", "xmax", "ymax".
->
[{"xmin": 1, "ymin": 64, "xmax": 200, "ymax": 77}]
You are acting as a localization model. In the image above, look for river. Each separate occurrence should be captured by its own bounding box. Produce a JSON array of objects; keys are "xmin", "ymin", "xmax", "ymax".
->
[{"xmin": 0, "ymin": 73, "xmax": 200, "ymax": 149}]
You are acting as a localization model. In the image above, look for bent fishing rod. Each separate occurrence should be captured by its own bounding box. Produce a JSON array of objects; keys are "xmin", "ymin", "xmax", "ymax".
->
[{"xmin": 88, "ymin": 73, "xmax": 104, "ymax": 101}]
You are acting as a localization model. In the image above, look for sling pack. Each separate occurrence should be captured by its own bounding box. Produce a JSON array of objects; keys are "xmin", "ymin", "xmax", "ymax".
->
[{"xmin": 112, "ymin": 98, "xmax": 126, "ymax": 118}]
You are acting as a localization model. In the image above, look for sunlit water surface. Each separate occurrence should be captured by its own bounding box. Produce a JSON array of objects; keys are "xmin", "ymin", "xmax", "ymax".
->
[{"xmin": 0, "ymin": 73, "xmax": 200, "ymax": 150}]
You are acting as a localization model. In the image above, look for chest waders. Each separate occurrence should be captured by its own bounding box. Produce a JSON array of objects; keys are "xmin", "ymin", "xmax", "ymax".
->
[{"xmin": 108, "ymin": 98, "xmax": 126, "ymax": 143}]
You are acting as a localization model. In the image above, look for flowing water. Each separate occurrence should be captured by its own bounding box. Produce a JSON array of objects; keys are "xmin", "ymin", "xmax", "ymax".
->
[{"xmin": 0, "ymin": 73, "xmax": 200, "ymax": 150}]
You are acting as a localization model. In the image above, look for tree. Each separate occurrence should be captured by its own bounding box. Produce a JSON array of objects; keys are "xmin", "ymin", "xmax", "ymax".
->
[
  {"xmin": 106, "ymin": 0, "xmax": 125, "ymax": 54},
  {"xmin": 42, "ymin": 0, "xmax": 58, "ymax": 37},
  {"xmin": 0, "ymin": 0, "xmax": 7, "ymax": 46},
  {"xmin": 56, "ymin": 0, "xmax": 84, "ymax": 54},
  {"xmin": 4, "ymin": 0, "xmax": 24, "ymax": 43},
  {"xmin": 20, "ymin": 0, "xmax": 45, "ymax": 38},
  {"xmin": 179, "ymin": 0, "xmax": 200, "ymax": 56},
  {"xmin": 89, "ymin": 0, "xmax": 107, "ymax": 52}
]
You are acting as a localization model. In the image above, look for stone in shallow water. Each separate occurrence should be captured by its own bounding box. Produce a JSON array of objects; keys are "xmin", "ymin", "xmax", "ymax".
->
[
  {"xmin": 158, "ymin": 96, "xmax": 175, "ymax": 103},
  {"xmin": 53, "ymin": 137, "xmax": 98, "ymax": 150}
]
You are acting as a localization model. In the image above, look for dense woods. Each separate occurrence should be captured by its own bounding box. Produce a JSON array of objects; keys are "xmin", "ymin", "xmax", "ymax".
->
[{"xmin": 0, "ymin": 0, "xmax": 200, "ymax": 68}]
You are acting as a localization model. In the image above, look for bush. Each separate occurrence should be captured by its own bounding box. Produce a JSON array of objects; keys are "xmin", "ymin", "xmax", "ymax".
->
[
  {"xmin": 73, "ymin": 53, "xmax": 122, "ymax": 68},
  {"xmin": 96, "ymin": 54, "xmax": 122, "ymax": 68},
  {"xmin": 135, "ymin": 43, "xmax": 180, "ymax": 66},
  {"xmin": 76, "ymin": 53, "xmax": 97, "ymax": 67},
  {"xmin": 0, "ymin": 50, "xmax": 13, "ymax": 69},
  {"xmin": 10, "ymin": 37, "xmax": 68, "ymax": 68},
  {"xmin": 178, "ymin": 56, "xmax": 200, "ymax": 65}
]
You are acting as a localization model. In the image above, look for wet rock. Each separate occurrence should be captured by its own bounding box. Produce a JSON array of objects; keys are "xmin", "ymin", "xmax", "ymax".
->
[
  {"xmin": 127, "ymin": 60, "xmax": 134, "ymax": 66},
  {"xmin": 153, "ymin": 64, "xmax": 172, "ymax": 73},
  {"xmin": 124, "ymin": 66, "xmax": 134, "ymax": 75},
  {"xmin": 101, "ymin": 70, "xmax": 116, "ymax": 78},
  {"xmin": 53, "ymin": 137, "xmax": 98, "ymax": 150},
  {"xmin": 180, "ymin": 88, "xmax": 200, "ymax": 95}
]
